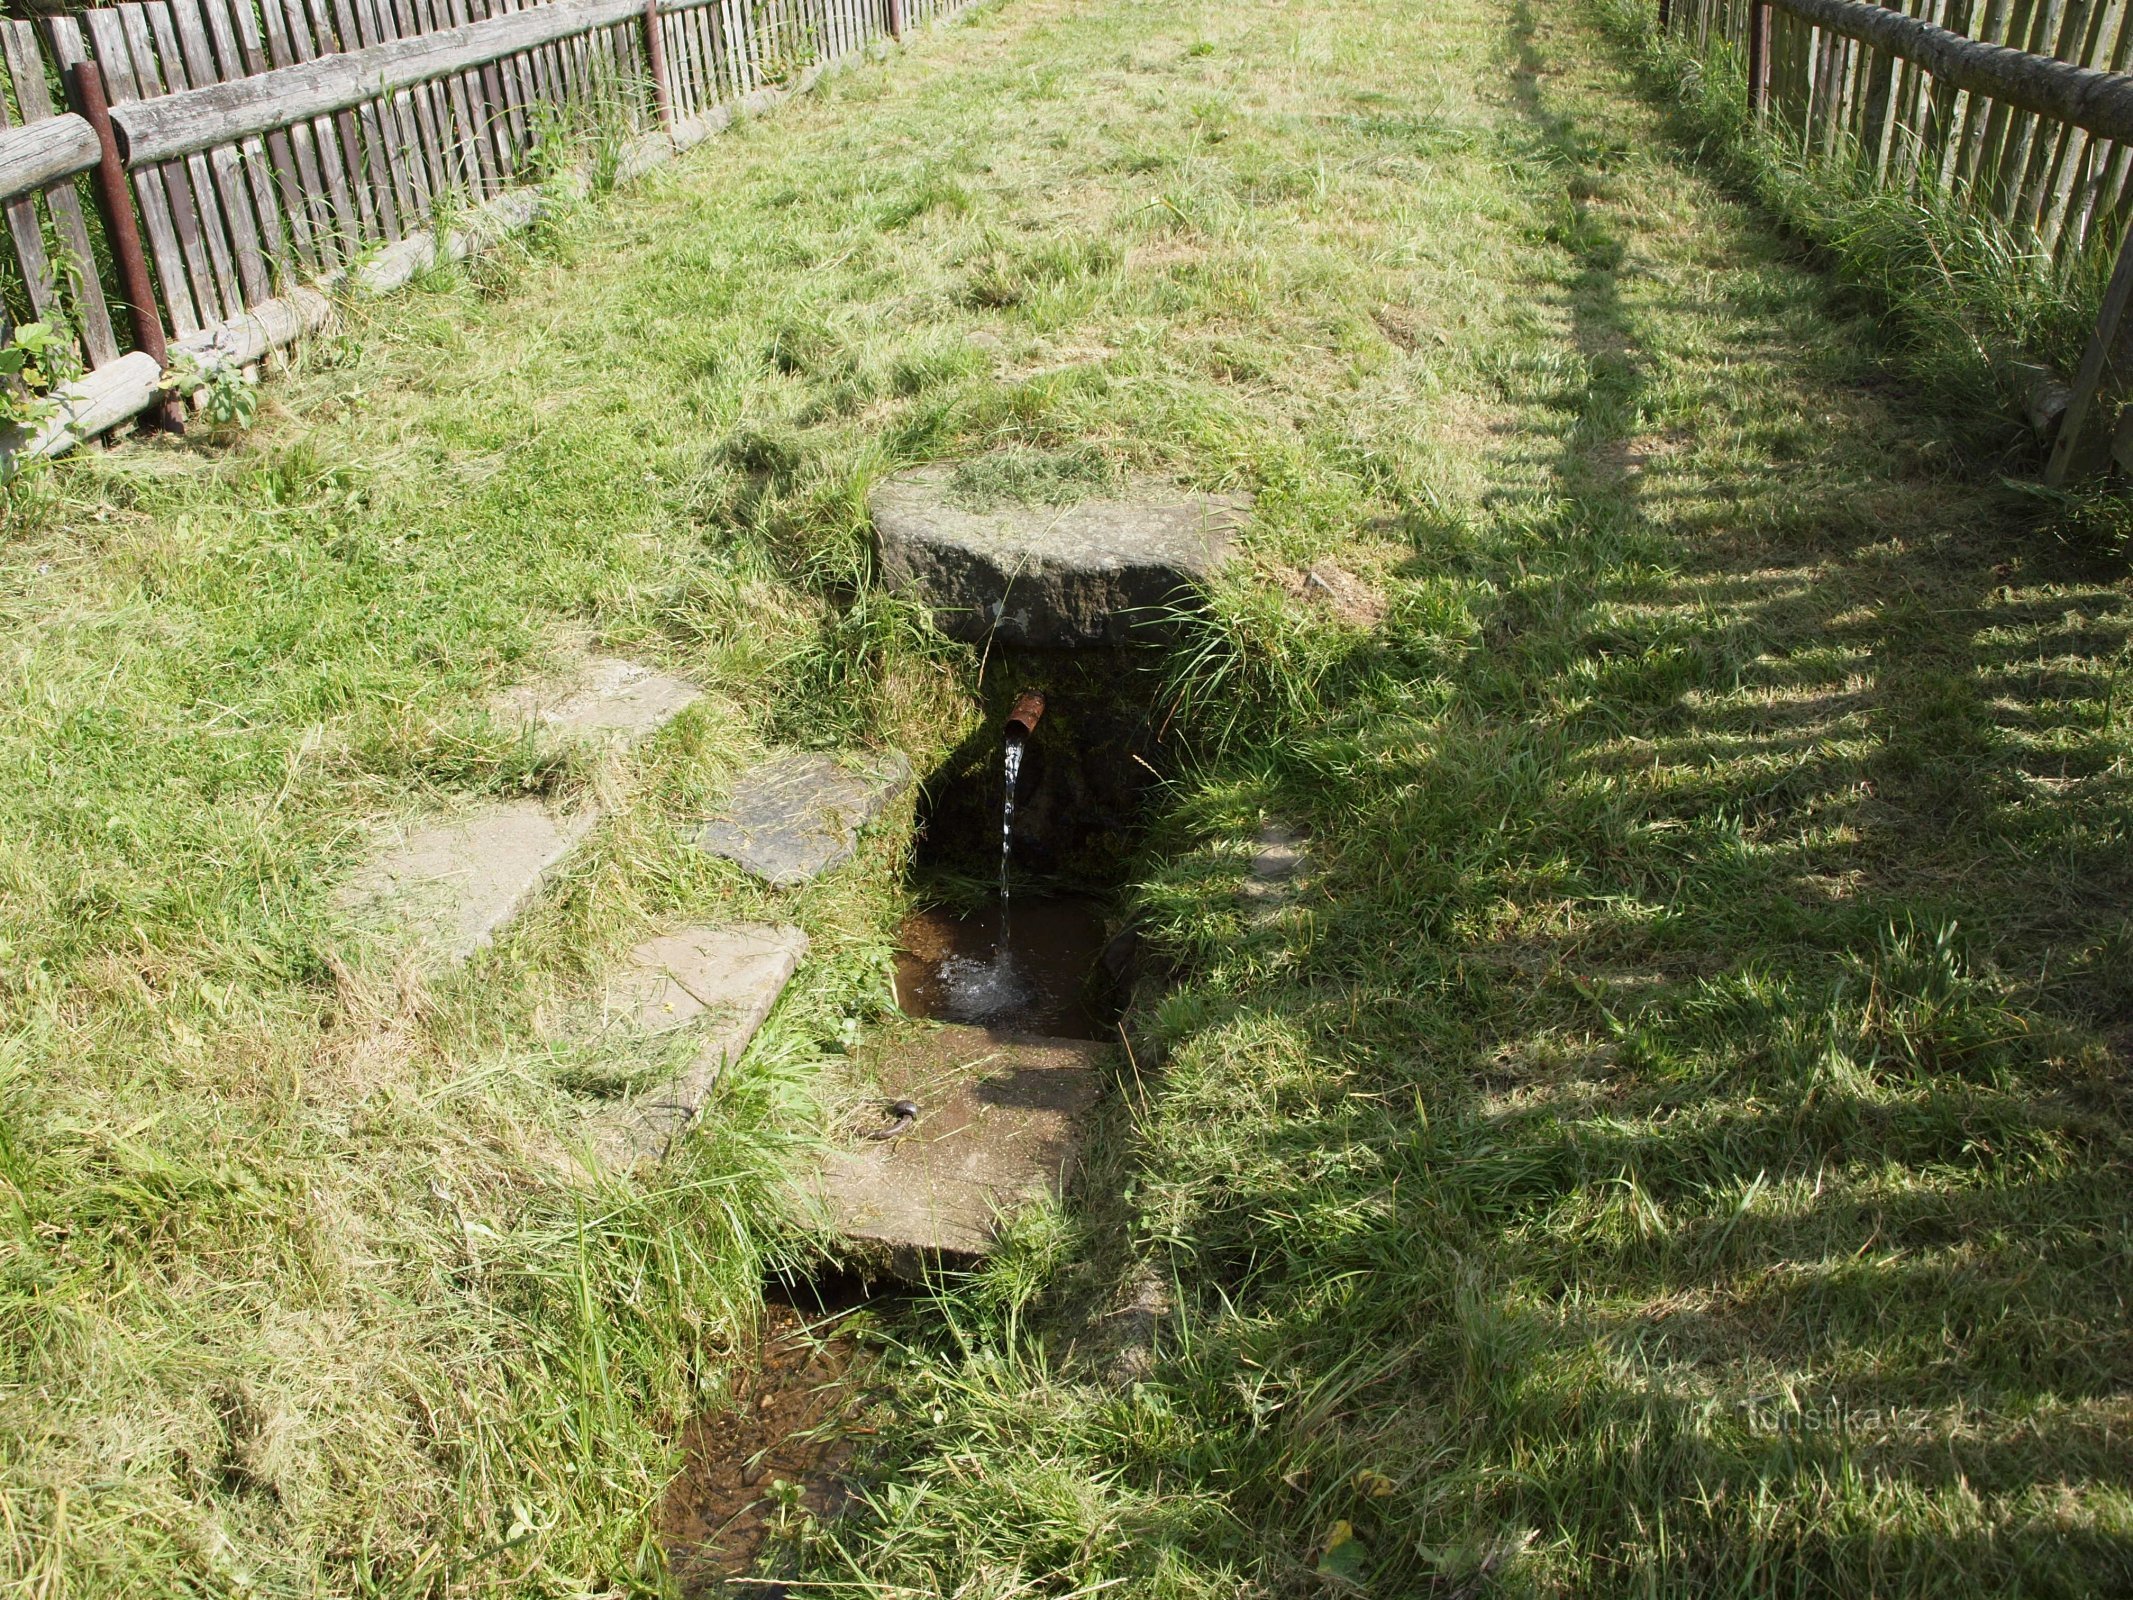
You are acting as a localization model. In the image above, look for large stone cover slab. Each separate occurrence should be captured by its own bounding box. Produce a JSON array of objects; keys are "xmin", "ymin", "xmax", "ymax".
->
[
  {"xmin": 813, "ymin": 1024, "xmax": 1105, "ymax": 1272},
  {"xmin": 871, "ymin": 467, "xmax": 1249, "ymax": 646}
]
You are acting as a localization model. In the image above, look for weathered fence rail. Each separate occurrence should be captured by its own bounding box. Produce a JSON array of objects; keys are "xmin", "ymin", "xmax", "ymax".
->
[
  {"xmin": 1665, "ymin": 0, "xmax": 2133, "ymax": 479},
  {"xmin": 0, "ymin": 0, "xmax": 970, "ymax": 466}
]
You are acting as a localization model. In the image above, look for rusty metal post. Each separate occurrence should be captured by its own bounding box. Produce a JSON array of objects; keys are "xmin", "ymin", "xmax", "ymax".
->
[
  {"xmin": 643, "ymin": 0, "xmax": 672, "ymax": 131},
  {"xmin": 886, "ymin": 0, "xmax": 904, "ymax": 41},
  {"xmin": 64, "ymin": 59, "xmax": 180, "ymax": 431},
  {"xmin": 1748, "ymin": 0, "xmax": 1771, "ymax": 118},
  {"xmin": 1659, "ymin": 0, "xmax": 1672, "ymax": 31}
]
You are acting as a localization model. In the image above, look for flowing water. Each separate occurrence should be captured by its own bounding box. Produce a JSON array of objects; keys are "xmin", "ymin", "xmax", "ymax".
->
[
  {"xmin": 1000, "ymin": 730, "xmax": 1025, "ymax": 904},
  {"xmin": 893, "ymin": 899, "xmax": 1111, "ymax": 1039}
]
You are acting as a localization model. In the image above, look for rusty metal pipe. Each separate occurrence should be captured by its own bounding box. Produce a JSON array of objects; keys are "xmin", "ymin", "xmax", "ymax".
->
[
  {"xmin": 66, "ymin": 60, "xmax": 181, "ymax": 434},
  {"xmin": 643, "ymin": 0, "xmax": 673, "ymax": 131},
  {"xmin": 1005, "ymin": 689, "xmax": 1045, "ymax": 740},
  {"xmin": 1748, "ymin": 1, "xmax": 1771, "ymax": 117}
]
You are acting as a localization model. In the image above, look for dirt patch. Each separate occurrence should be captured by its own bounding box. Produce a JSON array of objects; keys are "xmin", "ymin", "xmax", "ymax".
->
[
  {"xmin": 1371, "ymin": 301, "xmax": 1431, "ymax": 350},
  {"xmin": 1277, "ymin": 560, "xmax": 1387, "ymax": 627}
]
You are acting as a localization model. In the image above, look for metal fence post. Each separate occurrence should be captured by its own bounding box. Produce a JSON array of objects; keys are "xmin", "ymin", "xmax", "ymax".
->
[
  {"xmin": 1748, "ymin": 0, "xmax": 1771, "ymax": 117},
  {"xmin": 643, "ymin": 0, "xmax": 672, "ymax": 130},
  {"xmin": 64, "ymin": 58, "xmax": 180, "ymax": 432}
]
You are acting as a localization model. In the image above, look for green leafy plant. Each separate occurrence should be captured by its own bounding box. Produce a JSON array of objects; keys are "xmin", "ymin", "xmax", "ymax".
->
[
  {"xmin": 0, "ymin": 319, "xmax": 75, "ymax": 432},
  {"xmin": 160, "ymin": 348, "xmax": 259, "ymax": 431}
]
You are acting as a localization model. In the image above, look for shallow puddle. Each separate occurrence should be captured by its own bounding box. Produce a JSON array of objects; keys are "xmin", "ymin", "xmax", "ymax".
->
[
  {"xmin": 893, "ymin": 898, "xmax": 1112, "ymax": 1039},
  {"xmin": 661, "ymin": 1293, "xmax": 876, "ymax": 1594}
]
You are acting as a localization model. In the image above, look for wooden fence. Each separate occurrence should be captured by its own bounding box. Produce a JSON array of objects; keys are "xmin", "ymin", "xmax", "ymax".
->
[
  {"xmin": 0, "ymin": 0, "xmax": 971, "ymax": 463},
  {"xmin": 1666, "ymin": 0, "xmax": 2133, "ymax": 268},
  {"xmin": 1661, "ymin": 0, "xmax": 2133, "ymax": 480}
]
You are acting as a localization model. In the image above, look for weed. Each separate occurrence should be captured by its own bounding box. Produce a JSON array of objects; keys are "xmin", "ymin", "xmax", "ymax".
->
[{"xmin": 160, "ymin": 347, "xmax": 260, "ymax": 431}]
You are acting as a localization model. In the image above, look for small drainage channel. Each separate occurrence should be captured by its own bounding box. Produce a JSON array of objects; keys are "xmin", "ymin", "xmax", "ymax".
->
[
  {"xmin": 660, "ymin": 466, "xmax": 1236, "ymax": 1588},
  {"xmin": 658, "ymin": 1277, "xmax": 877, "ymax": 1596},
  {"xmin": 659, "ymin": 655, "xmax": 1163, "ymax": 1589}
]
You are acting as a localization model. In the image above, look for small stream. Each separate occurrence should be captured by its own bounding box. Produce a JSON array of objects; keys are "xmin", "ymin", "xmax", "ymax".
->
[
  {"xmin": 660, "ymin": 1285, "xmax": 879, "ymax": 1594},
  {"xmin": 662, "ymin": 682, "xmax": 1132, "ymax": 1586}
]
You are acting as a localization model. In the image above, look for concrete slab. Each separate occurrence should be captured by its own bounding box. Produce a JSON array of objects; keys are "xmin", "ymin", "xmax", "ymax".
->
[
  {"xmin": 695, "ymin": 749, "xmax": 913, "ymax": 888},
  {"xmin": 872, "ymin": 466, "xmax": 1250, "ymax": 647},
  {"xmin": 494, "ymin": 655, "xmax": 701, "ymax": 743},
  {"xmin": 814, "ymin": 1024, "xmax": 1106, "ymax": 1271},
  {"xmin": 592, "ymin": 922, "xmax": 809, "ymax": 1166},
  {"xmin": 338, "ymin": 800, "xmax": 595, "ymax": 963}
]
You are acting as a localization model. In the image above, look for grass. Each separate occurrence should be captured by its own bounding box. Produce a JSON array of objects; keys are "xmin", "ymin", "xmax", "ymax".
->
[
  {"xmin": 944, "ymin": 445, "xmax": 1119, "ymax": 510},
  {"xmin": 1, "ymin": 0, "xmax": 2129, "ymax": 1593},
  {"xmin": 1595, "ymin": 0, "xmax": 2117, "ymax": 458}
]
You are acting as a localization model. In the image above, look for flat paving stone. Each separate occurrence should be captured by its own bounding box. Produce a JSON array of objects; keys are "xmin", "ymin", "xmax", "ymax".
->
[
  {"xmin": 814, "ymin": 1024, "xmax": 1105, "ymax": 1273},
  {"xmin": 592, "ymin": 922, "xmax": 808, "ymax": 1166},
  {"xmin": 494, "ymin": 655, "xmax": 701, "ymax": 742},
  {"xmin": 338, "ymin": 800, "xmax": 594, "ymax": 963},
  {"xmin": 872, "ymin": 466, "xmax": 1250, "ymax": 647},
  {"xmin": 695, "ymin": 749, "xmax": 913, "ymax": 888},
  {"xmin": 1241, "ymin": 822, "xmax": 1306, "ymax": 895}
]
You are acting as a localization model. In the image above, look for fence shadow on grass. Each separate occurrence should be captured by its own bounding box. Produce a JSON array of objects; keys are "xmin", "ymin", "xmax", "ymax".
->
[{"xmin": 1104, "ymin": 2, "xmax": 2133, "ymax": 1590}]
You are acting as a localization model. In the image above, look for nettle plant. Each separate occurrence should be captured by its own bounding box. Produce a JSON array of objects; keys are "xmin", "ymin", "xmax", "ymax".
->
[{"xmin": 160, "ymin": 341, "xmax": 259, "ymax": 430}]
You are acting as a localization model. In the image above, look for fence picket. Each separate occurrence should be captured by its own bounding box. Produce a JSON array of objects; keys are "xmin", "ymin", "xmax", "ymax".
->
[
  {"xmin": 4, "ymin": 23, "xmax": 117, "ymax": 365},
  {"xmin": 167, "ymin": 0, "xmax": 272, "ymax": 306},
  {"xmin": 0, "ymin": 71, "xmax": 63, "ymax": 340},
  {"xmin": 280, "ymin": 0, "xmax": 376, "ymax": 243}
]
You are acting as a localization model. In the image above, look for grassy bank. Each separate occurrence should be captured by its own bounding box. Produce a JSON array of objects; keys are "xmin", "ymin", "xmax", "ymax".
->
[
  {"xmin": 2, "ymin": 0, "xmax": 2129, "ymax": 1593},
  {"xmin": 0, "ymin": 17, "xmax": 996, "ymax": 1594}
]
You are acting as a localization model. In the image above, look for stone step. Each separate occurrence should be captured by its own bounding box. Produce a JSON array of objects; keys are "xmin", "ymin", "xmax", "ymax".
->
[
  {"xmin": 589, "ymin": 921, "xmax": 809, "ymax": 1167},
  {"xmin": 492, "ymin": 654, "xmax": 702, "ymax": 743},
  {"xmin": 871, "ymin": 465, "xmax": 1250, "ymax": 647},
  {"xmin": 338, "ymin": 657, "xmax": 700, "ymax": 965},
  {"xmin": 812, "ymin": 1023, "xmax": 1106, "ymax": 1276},
  {"xmin": 695, "ymin": 748, "xmax": 913, "ymax": 889},
  {"xmin": 1239, "ymin": 821, "xmax": 1306, "ymax": 907},
  {"xmin": 337, "ymin": 800, "xmax": 597, "ymax": 963}
]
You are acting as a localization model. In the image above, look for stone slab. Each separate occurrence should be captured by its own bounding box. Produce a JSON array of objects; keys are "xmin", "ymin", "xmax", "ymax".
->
[
  {"xmin": 592, "ymin": 921, "xmax": 809, "ymax": 1166},
  {"xmin": 814, "ymin": 1024, "xmax": 1106, "ymax": 1270},
  {"xmin": 494, "ymin": 655, "xmax": 701, "ymax": 743},
  {"xmin": 1244, "ymin": 822, "xmax": 1305, "ymax": 890},
  {"xmin": 338, "ymin": 800, "xmax": 595, "ymax": 963},
  {"xmin": 871, "ymin": 466, "xmax": 1250, "ymax": 647},
  {"xmin": 695, "ymin": 749, "xmax": 913, "ymax": 888},
  {"xmin": 1237, "ymin": 821, "xmax": 1309, "ymax": 929}
]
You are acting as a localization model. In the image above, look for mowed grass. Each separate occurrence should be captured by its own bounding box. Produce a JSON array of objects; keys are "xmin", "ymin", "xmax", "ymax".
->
[
  {"xmin": 0, "ymin": 0, "xmax": 2129, "ymax": 1595},
  {"xmin": 765, "ymin": 1, "xmax": 2122, "ymax": 1597}
]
